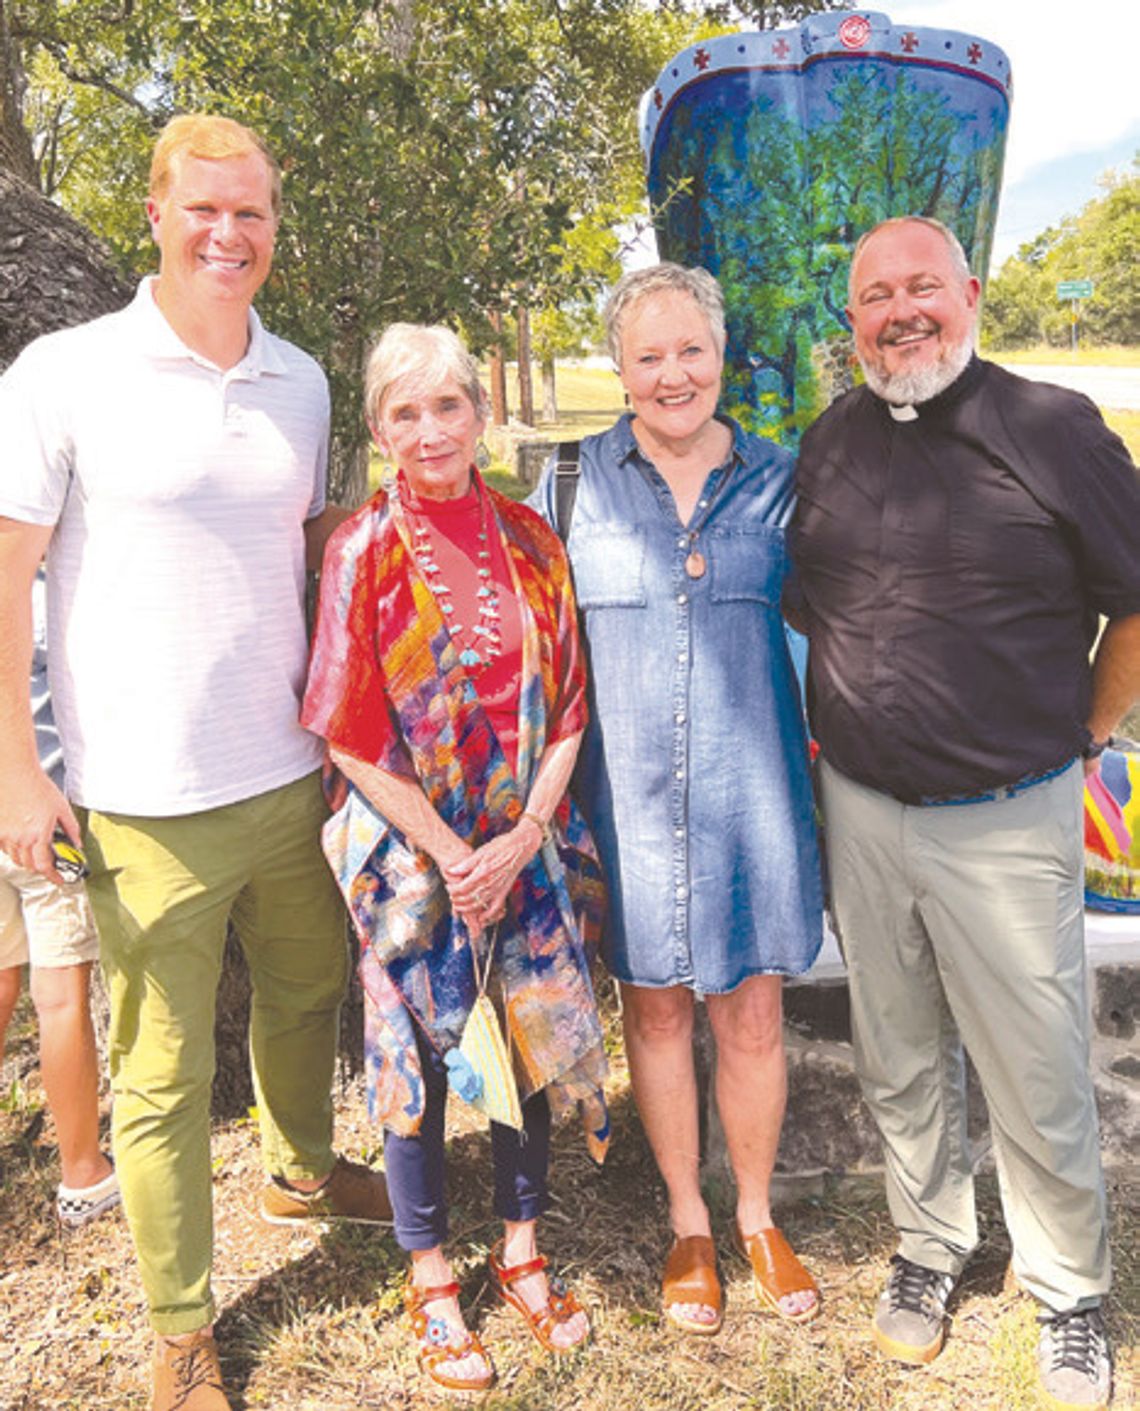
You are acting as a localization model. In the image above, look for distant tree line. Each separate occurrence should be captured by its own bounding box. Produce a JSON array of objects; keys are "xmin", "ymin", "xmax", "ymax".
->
[{"xmin": 982, "ymin": 156, "xmax": 1139, "ymax": 349}]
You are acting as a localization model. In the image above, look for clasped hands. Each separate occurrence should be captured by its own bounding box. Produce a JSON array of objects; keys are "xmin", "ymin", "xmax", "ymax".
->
[{"xmin": 442, "ymin": 818, "xmax": 545, "ymax": 939}]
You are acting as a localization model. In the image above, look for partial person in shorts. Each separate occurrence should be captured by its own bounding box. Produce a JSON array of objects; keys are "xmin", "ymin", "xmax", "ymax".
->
[{"xmin": 0, "ymin": 567, "xmax": 120, "ymax": 1228}]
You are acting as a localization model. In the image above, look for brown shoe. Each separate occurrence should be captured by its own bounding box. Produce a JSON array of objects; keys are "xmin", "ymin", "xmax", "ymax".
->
[
  {"xmin": 662, "ymin": 1234, "xmax": 723, "ymax": 1336},
  {"xmin": 259, "ymin": 1154, "xmax": 393, "ymax": 1226},
  {"xmin": 152, "ymin": 1330, "xmax": 230, "ymax": 1411}
]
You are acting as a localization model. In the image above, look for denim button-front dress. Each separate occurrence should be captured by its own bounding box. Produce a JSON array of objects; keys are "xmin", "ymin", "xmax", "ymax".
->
[{"xmin": 531, "ymin": 414, "xmax": 822, "ymax": 993}]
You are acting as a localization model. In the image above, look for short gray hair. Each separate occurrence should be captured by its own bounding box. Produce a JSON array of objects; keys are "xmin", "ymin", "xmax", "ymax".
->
[
  {"xmin": 848, "ymin": 216, "xmax": 972, "ymax": 301},
  {"xmin": 364, "ymin": 322, "xmax": 486, "ymax": 428},
  {"xmin": 604, "ymin": 263, "xmax": 727, "ymax": 367}
]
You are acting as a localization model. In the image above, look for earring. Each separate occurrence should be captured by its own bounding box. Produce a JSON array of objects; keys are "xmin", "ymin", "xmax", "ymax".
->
[{"xmin": 475, "ymin": 441, "xmax": 492, "ymax": 471}]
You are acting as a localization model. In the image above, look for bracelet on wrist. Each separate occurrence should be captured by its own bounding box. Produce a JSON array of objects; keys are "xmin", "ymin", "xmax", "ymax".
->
[
  {"xmin": 521, "ymin": 810, "xmax": 552, "ymax": 844},
  {"xmin": 1082, "ymin": 735, "xmax": 1112, "ymax": 761}
]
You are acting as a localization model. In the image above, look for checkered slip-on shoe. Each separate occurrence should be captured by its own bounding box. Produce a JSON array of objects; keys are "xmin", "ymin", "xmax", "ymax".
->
[{"xmin": 57, "ymin": 1166, "xmax": 121, "ymax": 1229}]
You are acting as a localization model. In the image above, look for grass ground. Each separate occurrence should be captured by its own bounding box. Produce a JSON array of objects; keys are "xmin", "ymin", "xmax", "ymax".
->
[
  {"xmin": 505, "ymin": 364, "xmax": 626, "ymax": 440},
  {"xmin": 0, "ymin": 985, "xmax": 1136, "ymax": 1411},
  {"xmin": 6, "ymin": 350, "xmax": 1136, "ymax": 1408},
  {"xmin": 1105, "ymin": 410, "xmax": 1140, "ymax": 460},
  {"xmin": 370, "ymin": 354, "xmax": 1138, "ymax": 492},
  {"xmin": 486, "ymin": 357, "xmax": 1140, "ymax": 469},
  {"xmin": 502, "ymin": 346, "xmax": 1140, "ymax": 427},
  {"xmin": 983, "ymin": 345, "xmax": 1140, "ymax": 368}
]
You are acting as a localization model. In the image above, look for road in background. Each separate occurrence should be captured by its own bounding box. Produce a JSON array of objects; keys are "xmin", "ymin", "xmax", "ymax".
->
[{"xmin": 1001, "ymin": 364, "xmax": 1140, "ymax": 411}]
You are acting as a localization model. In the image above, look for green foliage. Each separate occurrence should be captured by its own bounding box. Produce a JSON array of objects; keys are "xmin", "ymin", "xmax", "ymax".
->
[
  {"xmin": 661, "ymin": 0, "xmax": 850, "ymax": 29},
  {"xmin": 6, "ymin": 0, "xmax": 700, "ymax": 498},
  {"xmin": 982, "ymin": 156, "xmax": 1139, "ymax": 349},
  {"xmin": 529, "ymin": 301, "xmax": 604, "ymax": 364},
  {"xmin": 980, "ymin": 259, "xmax": 1049, "ymax": 349}
]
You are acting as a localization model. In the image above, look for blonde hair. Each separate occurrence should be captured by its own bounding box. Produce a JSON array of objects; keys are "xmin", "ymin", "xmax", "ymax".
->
[
  {"xmin": 603, "ymin": 263, "xmax": 727, "ymax": 367},
  {"xmin": 150, "ymin": 114, "xmax": 281, "ymax": 218},
  {"xmin": 364, "ymin": 323, "xmax": 486, "ymax": 429}
]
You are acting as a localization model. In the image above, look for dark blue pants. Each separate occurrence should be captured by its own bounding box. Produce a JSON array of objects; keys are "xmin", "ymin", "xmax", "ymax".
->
[{"xmin": 384, "ymin": 1022, "xmax": 551, "ymax": 1252}]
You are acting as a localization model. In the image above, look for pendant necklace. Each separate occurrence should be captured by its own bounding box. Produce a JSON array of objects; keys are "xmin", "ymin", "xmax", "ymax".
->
[
  {"xmin": 408, "ymin": 477, "xmax": 502, "ymax": 670},
  {"xmin": 682, "ymin": 441, "xmax": 735, "ymax": 578}
]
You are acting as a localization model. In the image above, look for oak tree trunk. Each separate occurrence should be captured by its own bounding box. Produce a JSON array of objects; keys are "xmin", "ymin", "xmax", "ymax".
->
[
  {"xmin": 488, "ymin": 309, "xmax": 508, "ymax": 425},
  {"xmin": 0, "ymin": 170, "xmax": 131, "ymax": 372},
  {"xmin": 516, "ymin": 305, "xmax": 534, "ymax": 426}
]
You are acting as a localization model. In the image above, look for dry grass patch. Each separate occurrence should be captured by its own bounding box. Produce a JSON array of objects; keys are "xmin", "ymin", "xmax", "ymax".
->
[
  {"xmin": 1103, "ymin": 409, "xmax": 1140, "ymax": 460},
  {"xmin": 1, "ymin": 985, "xmax": 1136, "ymax": 1410},
  {"xmin": 987, "ymin": 345, "xmax": 1140, "ymax": 368}
]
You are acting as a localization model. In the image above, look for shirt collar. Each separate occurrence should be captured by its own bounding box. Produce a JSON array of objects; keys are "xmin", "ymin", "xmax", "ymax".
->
[
  {"xmin": 612, "ymin": 412, "xmax": 642, "ymax": 464},
  {"xmin": 614, "ymin": 410, "xmax": 744, "ymax": 471},
  {"xmin": 129, "ymin": 276, "xmax": 287, "ymax": 378}
]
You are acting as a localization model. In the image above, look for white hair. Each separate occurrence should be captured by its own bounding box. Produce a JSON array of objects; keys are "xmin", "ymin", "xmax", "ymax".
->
[{"xmin": 364, "ymin": 323, "xmax": 486, "ymax": 427}]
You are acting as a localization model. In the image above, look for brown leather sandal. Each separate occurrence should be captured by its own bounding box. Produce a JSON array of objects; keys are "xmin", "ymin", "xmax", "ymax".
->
[
  {"xmin": 736, "ymin": 1225, "xmax": 820, "ymax": 1324},
  {"xmin": 662, "ymin": 1234, "xmax": 724, "ymax": 1335},
  {"xmin": 488, "ymin": 1240, "xmax": 589, "ymax": 1353},
  {"xmin": 404, "ymin": 1276, "xmax": 495, "ymax": 1392}
]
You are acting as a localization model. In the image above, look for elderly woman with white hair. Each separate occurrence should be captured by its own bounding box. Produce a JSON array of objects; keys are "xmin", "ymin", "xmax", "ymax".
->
[
  {"xmin": 302, "ymin": 323, "xmax": 609, "ymax": 1393},
  {"xmin": 532, "ymin": 263, "xmax": 823, "ymax": 1335}
]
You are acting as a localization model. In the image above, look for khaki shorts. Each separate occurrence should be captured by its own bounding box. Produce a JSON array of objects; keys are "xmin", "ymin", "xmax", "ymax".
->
[{"xmin": 0, "ymin": 847, "xmax": 100, "ymax": 971}]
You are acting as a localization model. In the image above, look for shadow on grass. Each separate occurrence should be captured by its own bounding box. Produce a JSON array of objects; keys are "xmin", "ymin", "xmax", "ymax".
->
[{"xmin": 211, "ymin": 1082, "xmax": 658, "ymax": 1408}]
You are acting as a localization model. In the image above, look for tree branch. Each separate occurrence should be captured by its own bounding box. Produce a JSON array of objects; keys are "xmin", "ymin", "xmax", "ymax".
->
[{"xmin": 42, "ymin": 44, "xmax": 152, "ymax": 118}]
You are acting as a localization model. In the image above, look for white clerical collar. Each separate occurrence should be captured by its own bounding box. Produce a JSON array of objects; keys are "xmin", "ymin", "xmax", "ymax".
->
[{"xmin": 888, "ymin": 403, "xmax": 919, "ymax": 421}]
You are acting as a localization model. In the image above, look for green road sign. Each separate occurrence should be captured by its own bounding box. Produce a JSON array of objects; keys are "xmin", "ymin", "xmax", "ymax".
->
[{"xmin": 1056, "ymin": 279, "xmax": 1094, "ymax": 299}]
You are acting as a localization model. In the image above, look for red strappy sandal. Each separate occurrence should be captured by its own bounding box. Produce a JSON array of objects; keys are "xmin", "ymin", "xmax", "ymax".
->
[
  {"xmin": 404, "ymin": 1276, "xmax": 495, "ymax": 1392},
  {"xmin": 488, "ymin": 1240, "xmax": 590, "ymax": 1353}
]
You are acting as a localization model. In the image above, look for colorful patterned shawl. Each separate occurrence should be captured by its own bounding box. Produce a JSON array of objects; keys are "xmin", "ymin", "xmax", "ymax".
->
[{"xmin": 303, "ymin": 471, "xmax": 609, "ymax": 1159}]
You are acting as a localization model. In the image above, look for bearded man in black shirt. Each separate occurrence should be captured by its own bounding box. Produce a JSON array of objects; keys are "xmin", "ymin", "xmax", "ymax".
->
[{"xmin": 790, "ymin": 215, "xmax": 1140, "ymax": 1411}]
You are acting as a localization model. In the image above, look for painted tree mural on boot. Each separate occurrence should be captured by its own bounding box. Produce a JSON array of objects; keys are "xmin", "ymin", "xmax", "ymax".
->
[{"xmin": 644, "ymin": 11, "xmax": 1011, "ymax": 446}]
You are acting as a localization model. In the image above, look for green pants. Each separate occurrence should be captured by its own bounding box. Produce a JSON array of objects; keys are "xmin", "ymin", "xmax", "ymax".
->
[
  {"xmin": 820, "ymin": 759, "xmax": 1110, "ymax": 1312},
  {"xmin": 84, "ymin": 772, "xmax": 348, "ymax": 1334}
]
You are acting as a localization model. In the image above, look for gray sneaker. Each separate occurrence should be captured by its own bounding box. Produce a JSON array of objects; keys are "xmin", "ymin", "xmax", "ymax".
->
[
  {"xmin": 1037, "ymin": 1306, "xmax": 1111, "ymax": 1411},
  {"xmin": 872, "ymin": 1255, "xmax": 956, "ymax": 1364}
]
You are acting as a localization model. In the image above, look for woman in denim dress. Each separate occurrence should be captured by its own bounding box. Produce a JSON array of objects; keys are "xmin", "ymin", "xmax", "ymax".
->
[{"xmin": 532, "ymin": 265, "xmax": 823, "ymax": 1334}]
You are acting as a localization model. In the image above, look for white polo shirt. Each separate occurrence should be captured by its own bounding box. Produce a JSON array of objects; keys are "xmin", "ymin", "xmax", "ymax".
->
[
  {"xmin": 0, "ymin": 279, "xmax": 327, "ymax": 815},
  {"xmin": 30, "ymin": 567, "xmax": 64, "ymax": 792}
]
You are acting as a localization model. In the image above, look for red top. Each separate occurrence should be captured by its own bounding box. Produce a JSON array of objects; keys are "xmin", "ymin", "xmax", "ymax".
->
[{"xmin": 401, "ymin": 477, "xmax": 523, "ymax": 773}]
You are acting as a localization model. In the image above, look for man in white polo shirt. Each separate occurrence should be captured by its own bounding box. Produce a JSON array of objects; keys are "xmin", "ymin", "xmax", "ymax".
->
[{"xmin": 0, "ymin": 114, "xmax": 389, "ymax": 1411}]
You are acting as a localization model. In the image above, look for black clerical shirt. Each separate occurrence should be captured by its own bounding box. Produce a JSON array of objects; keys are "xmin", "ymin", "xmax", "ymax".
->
[{"xmin": 790, "ymin": 357, "xmax": 1140, "ymax": 804}]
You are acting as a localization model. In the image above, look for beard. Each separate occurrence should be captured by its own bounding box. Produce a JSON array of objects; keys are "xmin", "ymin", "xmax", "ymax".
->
[{"xmin": 859, "ymin": 319, "xmax": 975, "ymax": 405}]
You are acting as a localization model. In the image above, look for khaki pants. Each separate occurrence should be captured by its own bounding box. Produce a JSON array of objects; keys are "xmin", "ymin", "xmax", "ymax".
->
[
  {"xmin": 820, "ymin": 760, "xmax": 1110, "ymax": 1312},
  {"xmin": 84, "ymin": 772, "xmax": 348, "ymax": 1334}
]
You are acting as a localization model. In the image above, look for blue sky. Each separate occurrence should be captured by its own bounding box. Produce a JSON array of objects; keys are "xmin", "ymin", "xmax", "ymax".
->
[{"xmin": 875, "ymin": 0, "xmax": 1139, "ymax": 269}]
